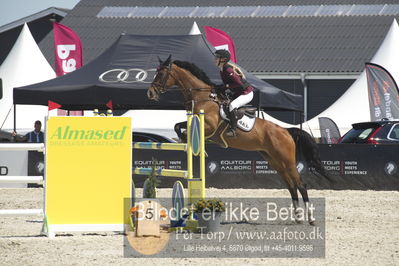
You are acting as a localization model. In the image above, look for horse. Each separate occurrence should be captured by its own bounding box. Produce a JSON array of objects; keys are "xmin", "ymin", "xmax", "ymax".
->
[{"xmin": 147, "ymin": 55, "xmax": 330, "ymax": 225}]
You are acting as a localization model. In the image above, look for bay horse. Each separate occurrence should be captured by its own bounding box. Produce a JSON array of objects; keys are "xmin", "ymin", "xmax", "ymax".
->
[{"xmin": 147, "ymin": 55, "xmax": 329, "ymax": 225}]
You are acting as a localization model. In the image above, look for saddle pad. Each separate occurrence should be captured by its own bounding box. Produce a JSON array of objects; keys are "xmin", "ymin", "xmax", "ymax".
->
[{"xmin": 219, "ymin": 106, "xmax": 256, "ymax": 132}]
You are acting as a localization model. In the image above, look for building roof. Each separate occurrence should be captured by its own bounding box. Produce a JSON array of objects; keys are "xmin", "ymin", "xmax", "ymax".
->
[
  {"xmin": 0, "ymin": 7, "xmax": 67, "ymax": 34},
  {"xmin": 0, "ymin": 7, "xmax": 68, "ymax": 66},
  {"xmin": 38, "ymin": 0, "xmax": 399, "ymax": 74}
]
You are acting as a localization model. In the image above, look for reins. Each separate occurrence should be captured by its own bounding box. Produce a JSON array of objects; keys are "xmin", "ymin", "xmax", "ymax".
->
[{"xmin": 151, "ymin": 62, "xmax": 220, "ymax": 110}]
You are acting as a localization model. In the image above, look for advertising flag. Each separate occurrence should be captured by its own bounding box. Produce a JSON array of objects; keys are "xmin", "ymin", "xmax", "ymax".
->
[
  {"xmin": 203, "ymin": 26, "xmax": 237, "ymax": 63},
  {"xmin": 53, "ymin": 22, "xmax": 82, "ymax": 76},
  {"xmin": 106, "ymin": 100, "xmax": 113, "ymax": 110},
  {"xmin": 318, "ymin": 117, "xmax": 341, "ymax": 144},
  {"xmin": 53, "ymin": 22, "xmax": 83, "ymax": 116},
  {"xmin": 48, "ymin": 100, "xmax": 62, "ymax": 111},
  {"xmin": 365, "ymin": 63, "xmax": 399, "ymax": 121}
]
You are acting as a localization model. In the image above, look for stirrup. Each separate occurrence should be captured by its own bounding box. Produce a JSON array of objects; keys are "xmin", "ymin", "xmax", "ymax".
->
[{"xmin": 225, "ymin": 128, "xmax": 236, "ymax": 137}]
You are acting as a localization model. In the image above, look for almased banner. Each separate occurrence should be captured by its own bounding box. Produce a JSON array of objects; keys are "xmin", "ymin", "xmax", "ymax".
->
[
  {"xmin": 365, "ymin": 63, "xmax": 399, "ymax": 121},
  {"xmin": 46, "ymin": 117, "xmax": 132, "ymax": 233}
]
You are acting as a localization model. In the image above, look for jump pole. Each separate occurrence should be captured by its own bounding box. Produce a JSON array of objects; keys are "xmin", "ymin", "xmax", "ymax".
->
[
  {"xmin": 132, "ymin": 110, "xmax": 206, "ymax": 203},
  {"xmin": 187, "ymin": 110, "xmax": 206, "ymax": 203}
]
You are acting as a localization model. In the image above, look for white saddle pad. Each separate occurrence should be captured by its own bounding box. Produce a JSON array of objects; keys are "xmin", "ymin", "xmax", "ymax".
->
[{"xmin": 219, "ymin": 106, "xmax": 256, "ymax": 132}]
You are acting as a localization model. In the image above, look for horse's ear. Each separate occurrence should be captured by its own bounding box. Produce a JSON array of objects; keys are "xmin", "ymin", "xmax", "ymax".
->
[
  {"xmin": 164, "ymin": 54, "xmax": 172, "ymax": 66},
  {"xmin": 158, "ymin": 56, "xmax": 162, "ymax": 64}
]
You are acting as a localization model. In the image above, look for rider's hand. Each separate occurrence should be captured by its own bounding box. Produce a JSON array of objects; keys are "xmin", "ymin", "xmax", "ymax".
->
[{"xmin": 210, "ymin": 92, "xmax": 217, "ymax": 100}]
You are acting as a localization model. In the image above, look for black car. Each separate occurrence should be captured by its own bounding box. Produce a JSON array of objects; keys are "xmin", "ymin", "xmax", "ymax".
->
[
  {"xmin": 338, "ymin": 120, "xmax": 399, "ymax": 144},
  {"xmin": 0, "ymin": 130, "xmax": 15, "ymax": 142},
  {"xmin": 133, "ymin": 131, "xmax": 175, "ymax": 143}
]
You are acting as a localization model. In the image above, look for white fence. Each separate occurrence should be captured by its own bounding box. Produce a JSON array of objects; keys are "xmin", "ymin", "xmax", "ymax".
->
[{"xmin": 0, "ymin": 143, "xmax": 44, "ymax": 216}]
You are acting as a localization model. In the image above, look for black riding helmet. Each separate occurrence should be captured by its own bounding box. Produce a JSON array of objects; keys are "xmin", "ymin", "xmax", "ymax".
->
[{"xmin": 214, "ymin": 49, "xmax": 231, "ymax": 61}]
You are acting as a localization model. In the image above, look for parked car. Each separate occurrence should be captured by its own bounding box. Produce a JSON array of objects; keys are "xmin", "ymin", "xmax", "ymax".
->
[
  {"xmin": 0, "ymin": 129, "xmax": 25, "ymax": 142},
  {"xmin": 338, "ymin": 120, "xmax": 399, "ymax": 144},
  {"xmin": 0, "ymin": 130, "xmax": 14, "ymax": 142},
  {"xmin": 132, "ymin": 131, "xmax": 175, "ymax": 143}
]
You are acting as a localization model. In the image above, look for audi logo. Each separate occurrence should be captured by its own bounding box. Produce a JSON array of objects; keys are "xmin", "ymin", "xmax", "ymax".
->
[{"xmin": 98, "ymin": 68, "xmax": 157, "ymax": 83}]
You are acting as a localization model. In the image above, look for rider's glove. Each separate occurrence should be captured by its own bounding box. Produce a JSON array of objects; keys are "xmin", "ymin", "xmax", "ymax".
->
[{"xmin": 225, "ymin": 88, "xmax": 233, "ymax": 96}]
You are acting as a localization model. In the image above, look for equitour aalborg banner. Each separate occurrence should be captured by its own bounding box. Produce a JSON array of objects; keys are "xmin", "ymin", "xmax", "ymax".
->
[
  {"xmin": 365, "ymin": 63, "xmax": 399, "ymax": 121},
  {"xmin": 53, "ymin": 22, "xmax": 83, "ymax": 115}
]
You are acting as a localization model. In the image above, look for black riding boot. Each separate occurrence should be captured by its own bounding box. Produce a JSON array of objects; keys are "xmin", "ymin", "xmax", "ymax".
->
[{"xmin": 226, "ymin": 108, "xmax": 238, "ymax": 137}]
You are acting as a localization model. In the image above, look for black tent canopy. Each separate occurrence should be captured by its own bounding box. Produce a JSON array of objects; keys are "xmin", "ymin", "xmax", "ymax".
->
[{"xmin": 14, "ymin": 34, "xmax": 303, "ymax": 112}]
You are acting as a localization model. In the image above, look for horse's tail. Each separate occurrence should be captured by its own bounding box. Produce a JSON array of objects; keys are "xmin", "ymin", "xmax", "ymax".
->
[{"xmin": 287, "ymin": 127, "xmax": 332, "ymax": 182}]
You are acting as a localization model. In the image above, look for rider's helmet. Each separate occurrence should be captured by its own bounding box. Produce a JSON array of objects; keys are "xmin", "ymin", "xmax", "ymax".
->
[{"xmin": 214, "ymin": 49, "xmax": 231, "ymax": 62}]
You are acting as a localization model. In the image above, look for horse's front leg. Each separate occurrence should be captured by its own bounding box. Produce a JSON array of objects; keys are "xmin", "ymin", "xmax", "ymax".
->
[{"xmin": 174, "ymin": 121, "xmax": 187, "ymax": 142}]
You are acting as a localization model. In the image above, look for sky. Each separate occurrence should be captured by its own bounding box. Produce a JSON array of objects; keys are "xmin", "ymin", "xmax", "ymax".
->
[{"xmin": 0, "ymin": 0, "xmax": 80, "ymax": 27}]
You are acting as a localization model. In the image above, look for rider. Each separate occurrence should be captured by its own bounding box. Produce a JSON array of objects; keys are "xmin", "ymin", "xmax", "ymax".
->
[{"xmin": 213, "ymin": 49, "xmax": 254, "ymax": 137}]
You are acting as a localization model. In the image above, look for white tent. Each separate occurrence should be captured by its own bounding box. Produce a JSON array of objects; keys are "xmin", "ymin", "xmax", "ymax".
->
[
  {"xmin": 302, "ymin": 19, "xmax": 399, "ymax": 137},
  {"xmin": 0, "ymin": 23, "xmax": 55, "ymax": 131},
  {"xmin": 189, "ymin": 21, "xmax": 201, "ymax": 35}
]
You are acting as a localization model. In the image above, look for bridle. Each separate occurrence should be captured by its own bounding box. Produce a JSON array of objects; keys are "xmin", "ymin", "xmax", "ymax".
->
[
  {"xmin": 150, "ymin": 61, "xmax": 218, "ymax": 109},
  {"xmin": 150, "ymin": 63, "xmax": 172, "ymax": 96}
]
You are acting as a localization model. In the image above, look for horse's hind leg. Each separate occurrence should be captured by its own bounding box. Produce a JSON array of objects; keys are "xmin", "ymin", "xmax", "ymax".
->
[
  {"xmin": 282, "ymin": 165, "xmax": 308, "ymax": 224},
  {"xmin": 283, "ymin": 162, "xmax": 316, "ymax": 225},
  {"xmin": 297, "ymin": 181, "xmax": 315, "ymax": 225},
  {"xmin": 259, "ymin": 152, "xmax": 301, "ymax": 223}
]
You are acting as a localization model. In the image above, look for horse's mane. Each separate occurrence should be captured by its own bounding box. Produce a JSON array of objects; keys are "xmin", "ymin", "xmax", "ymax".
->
[{"xmin": 173, "ymin": 60, "xmax": 215, "ymax": 86}]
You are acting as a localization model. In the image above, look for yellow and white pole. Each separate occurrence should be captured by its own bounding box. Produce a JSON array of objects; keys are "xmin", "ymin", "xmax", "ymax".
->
[
  {"xmin": 186, "ymin": 111, "xmax": 193, "ymax": 180},
  {"xmin": 199, "ymin": 109, "xmax": 206, "ymax": 199}
]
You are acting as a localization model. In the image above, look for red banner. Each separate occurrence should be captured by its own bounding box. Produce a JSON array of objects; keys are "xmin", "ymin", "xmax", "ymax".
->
[
  {"xmin": 53, "ymin": 22, "xmax": 83, "ymax": 115},
  {"xmin": 53, "ymin": 22, "xmax": 82, "ymax": 76},
  {"xmin": 106, "ymin": 100, "xmax": 113, "ymax": 110},
  {"xmin": 48, "ymin": 100, "xmax": 62, "ymax": 111},
  {"xmin": 203, "ymin": 26, "xmax": 237, "ymax": 63}
]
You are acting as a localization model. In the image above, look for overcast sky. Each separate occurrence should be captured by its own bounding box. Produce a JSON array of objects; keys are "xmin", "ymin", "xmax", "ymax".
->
[{"xmin": 0, "ymin": 0, "xmax": 80, "ymax": 27}]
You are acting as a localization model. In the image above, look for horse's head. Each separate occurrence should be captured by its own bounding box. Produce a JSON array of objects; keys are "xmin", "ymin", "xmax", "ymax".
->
[{"xmin": 147, "ymin": 55, "xmax": 174, "ymax": 101}]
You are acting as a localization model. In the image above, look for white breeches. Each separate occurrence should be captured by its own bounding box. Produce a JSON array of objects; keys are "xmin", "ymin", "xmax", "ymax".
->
[{"xmin": 229, "ymin": 91, "xmax": 254, "ymax": 111}]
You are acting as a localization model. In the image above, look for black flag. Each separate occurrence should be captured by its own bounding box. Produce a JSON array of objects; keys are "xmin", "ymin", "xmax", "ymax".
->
[
  {"xmin": 365, "ymin": 63, "xmax": 399, "ymax": 121},
  {"xmin": 318, "ymin": 117, "xmax": 341, "ymax": 144}
]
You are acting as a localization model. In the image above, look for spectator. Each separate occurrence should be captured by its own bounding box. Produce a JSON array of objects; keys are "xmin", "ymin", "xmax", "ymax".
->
[{"xmin": 13, "ymin": 120, "xmax": 44, "ymax": 143}]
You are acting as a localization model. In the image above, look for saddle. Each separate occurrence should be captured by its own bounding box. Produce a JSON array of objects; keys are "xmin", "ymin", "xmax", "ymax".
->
[
  {"xmin": 220, "ymin": 104, "xmax": 256, "ymax": 131},
  {"xmin": 206, "ymin": 101, "xmax": 257, "ymax": 148},
  {"xmin": 222, "ymin": 104, "xmax": 257, "ymax": 120},
  {"xmin": 212, "ymin": 91, "xmax": 256, "ymax": 124}
]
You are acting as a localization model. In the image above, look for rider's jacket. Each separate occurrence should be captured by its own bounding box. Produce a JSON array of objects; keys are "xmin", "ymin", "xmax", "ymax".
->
[{"xmin": 220, "ymin": 64, "xmax": 254, "ymax": 98}]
